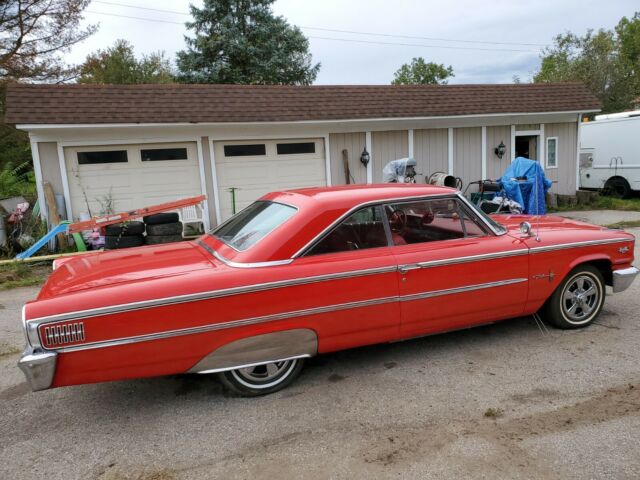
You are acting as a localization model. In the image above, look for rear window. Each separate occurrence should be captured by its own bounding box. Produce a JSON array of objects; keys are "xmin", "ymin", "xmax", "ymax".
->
[{"xmin": 212, "ymin": 201, "xmax": 296, "ymax": 251}]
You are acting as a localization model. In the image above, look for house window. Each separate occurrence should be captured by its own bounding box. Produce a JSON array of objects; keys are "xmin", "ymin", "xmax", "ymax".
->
[
  {"xmin": 77, "ymin": 150, "xmax": 128, "ymax": 165},
  {"xmin": 141, "ymin": 148, "xmax": 188, "ymax": 161},
  {"xmin": 223, "ymin": 144, "xmax": 266, "ymax": 157},
  {"xmin": 546, "ymin": 137, "xmax": 558, "ymax": 168},
  {"xmin": 276, "ymin": 142, "xmax": 316, "ymax": 155}
]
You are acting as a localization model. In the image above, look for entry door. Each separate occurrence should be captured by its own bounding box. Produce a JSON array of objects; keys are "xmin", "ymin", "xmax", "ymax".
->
[{"xmin": 384, "ymin": 197, "xmax": 529, "ymax": 339}]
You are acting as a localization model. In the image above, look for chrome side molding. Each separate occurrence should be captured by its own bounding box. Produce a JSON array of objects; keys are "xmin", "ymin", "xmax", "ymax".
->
[{"xmin": 188, "ymin": 329, "xmax": 317, "ymax": 374}]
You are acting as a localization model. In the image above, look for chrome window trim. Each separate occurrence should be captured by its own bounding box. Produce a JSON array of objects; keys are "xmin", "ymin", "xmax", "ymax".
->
[
  {"xmin": 199, "ymin": 240, "xmax": 294, "ymax": 268},
  {"xmin": 455, "ymin": 193, "xmax": 507, "ymax": 236},
  {"xmin": 39, "ymin": 277, "xmax": 525, "ymax": 354},
  {"xmin": 27, "ymin": 265, "xmax": 399, "ymax": 330},
  {"xmin": 293, "ymin": 193, "xmax": 460, "ymax": 258}
]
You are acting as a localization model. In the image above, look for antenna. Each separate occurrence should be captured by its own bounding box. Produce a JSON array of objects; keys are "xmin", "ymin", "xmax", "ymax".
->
[{"xmin": 535, "ymin": 158, "xmax": 541, "ymax": 242}]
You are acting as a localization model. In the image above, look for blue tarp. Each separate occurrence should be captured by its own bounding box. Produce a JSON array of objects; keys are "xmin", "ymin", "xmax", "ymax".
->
[{"xmin": 500, "ymin": 157, "xmax": 552, "ymax": 215}]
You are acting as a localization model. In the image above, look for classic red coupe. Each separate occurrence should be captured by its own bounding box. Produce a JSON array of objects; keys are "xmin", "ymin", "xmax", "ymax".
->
[{"xmin": 19, "ymin": 185, "xmax": 637, "ymax": 396}]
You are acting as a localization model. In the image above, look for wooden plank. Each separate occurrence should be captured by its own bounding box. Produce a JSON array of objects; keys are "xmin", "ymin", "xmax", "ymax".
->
[
  {"xmin": 68, "ymin": 195, "xmax": 206, "ymax": 234},
  {"xmin": 43, "ymin": 182, "xmax": 68, "ymax": 249},
  {"xmin": 0, "ymin": 249, "xmax": 99, "ymax": 266}
]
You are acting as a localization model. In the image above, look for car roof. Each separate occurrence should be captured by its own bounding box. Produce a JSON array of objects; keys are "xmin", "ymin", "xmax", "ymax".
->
[
  {"xmin": 203, "ymin": 184, "xmax": 460, "ymax": 265},
  {"xmin": 263, "ymin": 184, "xmax": 456, "ymax": 211}
]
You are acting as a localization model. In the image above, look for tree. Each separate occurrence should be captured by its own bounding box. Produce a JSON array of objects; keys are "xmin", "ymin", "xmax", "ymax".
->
[
  {"xmin": 392, "ymin": 57, "xmax": 454, "ymax": 85},
  {"xmin": 78, "ymin": 40, "xmax": 174, "ymax": 84},
  {"xmin": 0, "ymin": 0, "xmax": 95, "ymax": 175},
  {"xmin": 0, "ymin": 0, "xmax": 96, "ymax": 83},
  {"xmin": 176, "ymin": 0, "xmax": 320, "ymax": 85},
  {"xmin": 534, "ymin": 12, "xmax": 640, "ymax": 113}
]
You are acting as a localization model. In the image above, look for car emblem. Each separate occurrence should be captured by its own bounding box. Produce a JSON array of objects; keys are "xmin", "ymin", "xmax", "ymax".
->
[
  {"xmin": 619, "ymin": 246, "xmax": 630, "ymax": 254},
  {"xmin": 532, "ymin": 270, "xmax": 555, "ymax": 282}
]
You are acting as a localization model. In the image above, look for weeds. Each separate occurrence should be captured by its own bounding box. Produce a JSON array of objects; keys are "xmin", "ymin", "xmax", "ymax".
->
[
  {"xmin": 0, "ymin": 161, "xmax": 36, "ymax": 199},
  {"xmin": 483, "ymin": 407, "xmax": 504, "ymax": 419},
  {"xmin": 0, "ymin": 262, "xmax": 50, "ymax": 290}
]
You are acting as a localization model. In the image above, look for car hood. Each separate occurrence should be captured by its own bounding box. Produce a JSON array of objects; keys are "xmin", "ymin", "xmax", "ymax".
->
[
  {"xmin": 494, "ymin": 214, "xmax": 608, "ymax": 233},
  {"xmin": 38, "ymin": 241, "xmax": 215, "ymax": 299}
]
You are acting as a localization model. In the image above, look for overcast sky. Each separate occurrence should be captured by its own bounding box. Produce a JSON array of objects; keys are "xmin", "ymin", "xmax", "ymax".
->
[{"xmin": 70, "ymin": 0, "xmax": 639, "ymax": 84}]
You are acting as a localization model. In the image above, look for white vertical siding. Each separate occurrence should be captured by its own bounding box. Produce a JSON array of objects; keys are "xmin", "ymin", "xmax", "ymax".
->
[
  {"xmin": 329, "ymin": 132, "xmax": 367, "ymax": 185},
  {"xmin": 371, "ymin": 130, "xmax": 409, "ymax": 182},
  {"xmin": 452, "ymin": 127, "xmax": 482, "ymax": 188},
  {"xmin": 486, "ymin": 126, "xmax": 512, "ymax": 179},
  {"xmin": 413, "ymin": 128, "xmax": 448, "ymax": 180},
  {"xmin": 544, "ymin": 122, "xmax": 578, "ymax": 194}
]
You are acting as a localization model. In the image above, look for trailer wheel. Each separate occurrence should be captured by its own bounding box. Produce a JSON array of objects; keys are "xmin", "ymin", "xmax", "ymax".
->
[{"xmin": 603, "ymin": 177, "xmax": 631, "ymax": 199}]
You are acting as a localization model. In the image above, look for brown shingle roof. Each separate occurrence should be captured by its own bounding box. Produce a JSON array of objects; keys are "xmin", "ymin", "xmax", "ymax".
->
[{"xmin": 5, "ymin": 83, "xmax": 600, "ymax": 125}]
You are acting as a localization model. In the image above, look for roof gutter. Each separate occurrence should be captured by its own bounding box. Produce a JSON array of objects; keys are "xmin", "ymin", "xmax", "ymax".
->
[{"xmin": 15, "ymin": 109, "xmax": 600, "ymax": 130}]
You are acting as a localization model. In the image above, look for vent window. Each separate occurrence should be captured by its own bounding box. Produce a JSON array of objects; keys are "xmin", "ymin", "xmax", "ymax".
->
[
  {"xmin": 223, "ymin": 144, "xmax": 266, "ymax": 157},
  {"xmin": 77, "ymin": 150, "xmax": 128, "ymax": 165},
  {"xmin": 141, "ymin": 148, "xmax": 188, "ymax": 161},
  {"xmin": 276, "ymin": 142, "xmax": 316, "ymax": 155}
]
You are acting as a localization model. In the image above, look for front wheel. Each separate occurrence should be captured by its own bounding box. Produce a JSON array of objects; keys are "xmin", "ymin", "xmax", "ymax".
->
[
  {"xmin": 540, "ymin": 265, "xmax": 605, "ymax": 329},
  {"xmin": 217, "ymin": 358, "xmax": 305, "ymax": 396}
]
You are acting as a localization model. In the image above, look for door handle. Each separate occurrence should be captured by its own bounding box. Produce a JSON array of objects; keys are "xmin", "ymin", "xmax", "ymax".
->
[{"xmin": 398, "ymin": 265, "xmax": 419, "ymax": 274}]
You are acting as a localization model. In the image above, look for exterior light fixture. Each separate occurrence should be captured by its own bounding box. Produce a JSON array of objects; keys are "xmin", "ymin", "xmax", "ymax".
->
[
  {"xmin": 494, "ymin": 141, "xmax": 506, "ymax": 159},
  {"xmin": 360, "ymin": 147, "xmax": 370, "ymax": 167}
]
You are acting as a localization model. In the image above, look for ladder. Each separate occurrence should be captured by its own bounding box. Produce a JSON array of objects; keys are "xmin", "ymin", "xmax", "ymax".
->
[{"xmin": 16, "ymin": 195, "xmax": 207, "ymax": 260}]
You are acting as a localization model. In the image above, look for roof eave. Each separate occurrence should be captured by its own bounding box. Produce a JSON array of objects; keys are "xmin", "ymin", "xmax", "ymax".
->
[{"xmin": 15, "ymin": 108, "xmax": 601, "ymax": 130}]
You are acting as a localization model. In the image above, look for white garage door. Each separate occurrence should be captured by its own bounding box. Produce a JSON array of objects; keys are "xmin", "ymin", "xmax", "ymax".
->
[
  {"xmin": 215, "ymin": 138, "xmax": 326, "ymax": 221},
  {"xmin": 64, "ymin": 142, "xmax": 202, "ymax": 221}
]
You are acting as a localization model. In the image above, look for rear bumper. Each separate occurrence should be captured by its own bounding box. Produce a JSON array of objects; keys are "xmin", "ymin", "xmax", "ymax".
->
[
  {"xmin": 612, "ymin": 267, "xmax": 639, "ymax": 293},
  {"xmin": 17, "ymin": 347, "xmax": 57, "ymax": 391}
]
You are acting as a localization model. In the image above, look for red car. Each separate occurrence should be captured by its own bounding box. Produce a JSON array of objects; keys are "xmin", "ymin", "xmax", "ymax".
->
[{"xmin": 19, "ymin": 185, "xmax": 638, "ymax": 396}]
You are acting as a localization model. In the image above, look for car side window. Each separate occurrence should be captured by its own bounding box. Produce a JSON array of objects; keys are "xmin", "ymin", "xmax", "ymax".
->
[
  {"xmin": 384, "ymin": 198, "xmax": 487, "ymax": 246},
  {"xmin": 305, "ymin": 206, "xmax": 389, "ymax": 256}
]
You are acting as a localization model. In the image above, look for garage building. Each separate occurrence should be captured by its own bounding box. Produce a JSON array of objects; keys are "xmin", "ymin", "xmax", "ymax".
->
[{"xmin": 5, "ymin": 83, "xmax": 600, "ymax": 229}]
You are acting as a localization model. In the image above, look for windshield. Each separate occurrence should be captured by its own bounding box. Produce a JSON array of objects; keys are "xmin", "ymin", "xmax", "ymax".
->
[
  {"xmin": 212, "ymin": 201, "xmax": 297, "ymax": 251},
  {"xmin": 465, "ymin": 200, "xmax": 507, "ymax": 234}
]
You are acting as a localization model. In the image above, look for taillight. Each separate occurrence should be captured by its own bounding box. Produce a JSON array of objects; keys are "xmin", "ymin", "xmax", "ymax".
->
[{"xmin": 40, "ymin": 322, "xmax": 86, "ymax": 348}]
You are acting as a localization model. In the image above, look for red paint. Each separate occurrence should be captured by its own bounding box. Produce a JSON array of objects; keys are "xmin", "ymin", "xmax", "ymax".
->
[{"xmin": 23, "ymin": 185, "xmax": 636, "ymax": 389}]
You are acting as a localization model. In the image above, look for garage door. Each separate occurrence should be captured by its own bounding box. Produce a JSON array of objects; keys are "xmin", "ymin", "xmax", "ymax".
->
[
  {"xmin": 64, "ymin": 142, "xmax": 202, "ymax": 221},
  {"xmin": 215, "ymin": 138, "xmax": 326, "ymax": 221}
]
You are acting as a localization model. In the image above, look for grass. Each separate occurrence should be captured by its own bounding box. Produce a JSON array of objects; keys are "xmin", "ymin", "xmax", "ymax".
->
[
  {"xmin": 483, "ymin": 407, "xmax": 504, "ymax": 419},
  {"xmin": 605, "ymin": 220, "xmax": 640, "ymax": 229},
  {"xmin": 549, "ymin": 195, "xmax": 640, "ymax": 213},
  {"xmin": 0, "ymin": 262, "xmax": 50, "ymax": 290}
]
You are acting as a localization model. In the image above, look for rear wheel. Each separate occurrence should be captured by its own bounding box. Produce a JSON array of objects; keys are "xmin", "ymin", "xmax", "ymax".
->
[
  {"xmin": 603, "ymin": 177, "xmax": 631, "ymax": 199},
  {"xmin": 217, "ymin": 358, "xmax": 305, "ymax": 396},
  {"xmin": 540, "ymin": 265, "xmax": 605, "ymax": 329}
]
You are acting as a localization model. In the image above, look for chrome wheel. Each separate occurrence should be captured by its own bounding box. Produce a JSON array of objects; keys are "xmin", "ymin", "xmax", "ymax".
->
[
  {"xmin": 561, "ymin": 273, "xmax": 601, "ymax": 324},
  {"xmin": 230, "ymin": 359, "xmax": 298, "ymax": 389}
]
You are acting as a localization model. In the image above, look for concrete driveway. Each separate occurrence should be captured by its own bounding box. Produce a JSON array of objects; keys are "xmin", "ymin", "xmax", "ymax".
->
[{"xmin": 1, "ymin": 228, "xmax": 638, "ymax": 480}]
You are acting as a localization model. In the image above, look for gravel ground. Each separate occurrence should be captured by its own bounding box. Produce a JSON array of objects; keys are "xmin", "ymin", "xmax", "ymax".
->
[{"xmin": 0, "ymin": 226, "xmax": 638, "ymax": 480}]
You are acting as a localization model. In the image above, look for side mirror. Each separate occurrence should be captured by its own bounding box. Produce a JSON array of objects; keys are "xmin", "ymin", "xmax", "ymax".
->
[{"xmin": 520, "ymin": 221, "xmax": 533, "ymax": 236}]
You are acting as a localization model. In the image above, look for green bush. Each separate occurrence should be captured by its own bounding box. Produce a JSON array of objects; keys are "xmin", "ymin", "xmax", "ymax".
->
[{"xmin": 0, "ymin": 161, "xmax": 36, "ymax": 199}]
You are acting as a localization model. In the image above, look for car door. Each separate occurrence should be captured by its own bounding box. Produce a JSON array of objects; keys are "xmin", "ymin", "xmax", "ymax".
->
[
  {"xmin": 290, "ymin": 204, "xmax": 401, "ymax": 352},
  {"xmin": 385, "ymin": 196, "xmax": 529, "ymax": 339}
]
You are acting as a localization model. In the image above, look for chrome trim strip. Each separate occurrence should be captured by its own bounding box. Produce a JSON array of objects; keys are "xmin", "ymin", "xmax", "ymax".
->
[
  {"xmin": 399, "ymin": 278, "xmax": 527, "ymax": 302},
  {"xmin": 27, "ymin": 265, "xmax": 399, "ymax": 329},
  {"xmin": 49, "ymin": 295, "xmax": 399, "ymax": 353},
  {"xmin": 529, "ymin": 238, "xmax": 631, "ymax": 254},
  {"xmin": 400, "ymin": 249, "xmax": 529, "ymax": 271},
  {"xmin": 291, "ymin": 192, "xmax": 459, "ymax": 258},
  {"xmin": 201, "ymin": 240, "xmax": 294, "ymax": 268},
  {"xmin": 194, "ymin": 354, "xmax": 311, "ymax": 375},
  {"xmin": 44, "ymin": 277, "xmax": 525, "ymax": 353}
]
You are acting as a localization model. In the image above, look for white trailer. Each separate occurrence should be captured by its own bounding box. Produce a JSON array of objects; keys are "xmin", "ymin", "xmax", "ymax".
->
[{"xmin": 579, "ymin": 111, "xmax": 640, "ymax": 197}]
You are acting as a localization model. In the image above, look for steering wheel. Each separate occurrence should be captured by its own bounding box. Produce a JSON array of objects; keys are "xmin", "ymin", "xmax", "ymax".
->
[{"xmin": 389, "ymin": 209, "xmax": 407, "ymax": 235}]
